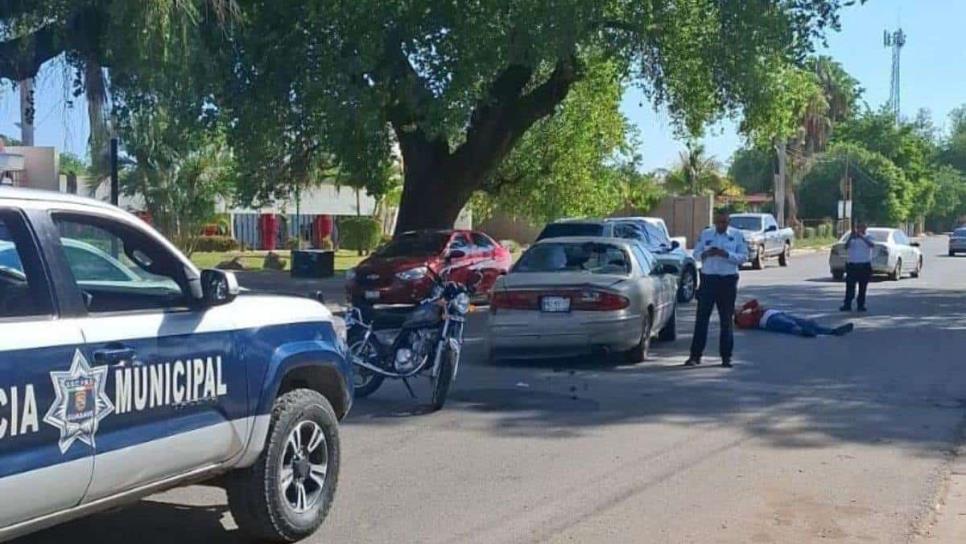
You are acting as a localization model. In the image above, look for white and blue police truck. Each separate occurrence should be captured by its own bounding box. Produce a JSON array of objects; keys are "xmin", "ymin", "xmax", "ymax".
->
[{"xmin": 0, "ymin": 188, "xmax": 352, "ymax": 542}]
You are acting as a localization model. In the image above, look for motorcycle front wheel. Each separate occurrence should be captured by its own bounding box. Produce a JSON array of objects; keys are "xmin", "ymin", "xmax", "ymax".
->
[
  {"xmin": 429, "ymin": 343, "xmax": 458, "ymax": 411},
  {"xmin": 349, "ymin": 338, "xmax": 385, "ymax": 398}
]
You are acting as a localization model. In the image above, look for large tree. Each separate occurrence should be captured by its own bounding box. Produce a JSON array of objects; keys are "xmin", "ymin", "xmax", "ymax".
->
[
  {"xmin": 0, "ymin": 0, "xmax": 235, "ymax": 167},
  {"xmin": 197, "ymin": 0, "xmax": 855, "ymax": 233}
]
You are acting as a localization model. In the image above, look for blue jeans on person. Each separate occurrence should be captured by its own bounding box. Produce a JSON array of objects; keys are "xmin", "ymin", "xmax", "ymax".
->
[{"xmin": 764, "ymin": 313, "xmax": 837, "ymax": 337}]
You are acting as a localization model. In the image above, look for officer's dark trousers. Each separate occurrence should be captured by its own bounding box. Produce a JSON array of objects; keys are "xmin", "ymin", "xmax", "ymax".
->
[
  {"xmin": 844, "ymin": 262, "xmax": 872, "ymax": 308},
  {"xmin": 690, "ymin": 274, "xmax": 739, "ymax": 359}
]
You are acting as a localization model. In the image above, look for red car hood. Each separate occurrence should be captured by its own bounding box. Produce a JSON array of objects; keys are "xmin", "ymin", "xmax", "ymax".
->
[{"xmin": 356, "ymin": 255, "xmax": 440, "ymax": 275}]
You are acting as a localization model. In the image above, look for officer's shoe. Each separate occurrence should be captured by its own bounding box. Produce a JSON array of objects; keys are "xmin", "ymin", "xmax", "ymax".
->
[
  {"xmin": 684, "ymin": 357, "xmax": 702, "ymax": 367},
  {"xmin": 839, "ymin": 304, "xmax": 852, "ymax": 312},
  {"xmin": 721, "ymin": 358, "xmax": 733, "ymax": 368}
]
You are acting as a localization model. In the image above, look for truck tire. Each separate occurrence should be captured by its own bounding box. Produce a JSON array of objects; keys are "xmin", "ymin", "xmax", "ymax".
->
[
  {"xmin": 778, "ymin": 243, "xmax": 790, "ymax": 267},
  {"xmin": 657, "ymin": 307, "xmax": 676, "ymax": 342},
  {"xmin": 751, "ymin": 247, "xmax": 764, "ymax": 270},
  {"xmin": 227, "ymin": 389, "xmax": 340, "ymax": 543}
]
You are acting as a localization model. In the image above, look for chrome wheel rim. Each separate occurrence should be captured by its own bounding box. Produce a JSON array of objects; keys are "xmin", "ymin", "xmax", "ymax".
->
[
  {"xmin": 279, "ymin": 421, "xmax": 328, "ymax": 514},
  {"xmin": 350, "ymin": 341, "xmax": 377, "ymax": 388},
  {"xmin": 680, "ymin": 270, "xmax": 695, "ymax": 300}
]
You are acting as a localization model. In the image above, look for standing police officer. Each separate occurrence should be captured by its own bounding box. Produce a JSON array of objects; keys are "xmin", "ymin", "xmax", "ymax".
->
[
  {"xmin": 840, "ymin": 222, "xmax": 874, "ymax": 312},
  {"xmin": 685, "ymin": 211, "xmax": 748, "ymax": 368}
]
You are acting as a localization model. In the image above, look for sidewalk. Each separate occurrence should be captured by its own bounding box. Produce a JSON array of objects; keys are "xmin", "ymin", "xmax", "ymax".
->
[{"xmin": 234, "ymin": 270, "xmax": 347, "ymax": 311}]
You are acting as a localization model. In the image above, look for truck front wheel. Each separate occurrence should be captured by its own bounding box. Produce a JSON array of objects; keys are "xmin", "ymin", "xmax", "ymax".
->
[
  {"xmin": 778, "ymin": 243, "xmax": 790, "ymax": 267},
  {"xmin": 227, "ymin": 389, "xmax": 340, "ymax": 543}
]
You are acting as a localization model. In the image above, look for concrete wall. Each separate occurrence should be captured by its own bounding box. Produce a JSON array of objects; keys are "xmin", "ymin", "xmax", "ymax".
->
[
  {"xmin": 7, "ymin": 146, "xmax": 58, "ymax": 191},
  {"xmin": 612, "ymin": 195, "xmax": 713, "ymax": 248},
  {"xmin": 476, "ymin": 213, "xmax": 543, "ymax": 244}
]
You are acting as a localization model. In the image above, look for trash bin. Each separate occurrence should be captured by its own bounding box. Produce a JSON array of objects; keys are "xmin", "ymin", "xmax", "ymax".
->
[{"xmin": 291, "ymin": 249, "xmax": 335, "ymax": 278}]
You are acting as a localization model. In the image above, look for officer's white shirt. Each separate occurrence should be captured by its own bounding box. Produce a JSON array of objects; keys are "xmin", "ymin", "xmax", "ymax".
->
[
  {"xmin": 845, "ymin": 234, "xmax": 874, "ymax": 264},
  {"xmin": 693, "ymin": 226, "xmax": 748, "ymax": 276}
]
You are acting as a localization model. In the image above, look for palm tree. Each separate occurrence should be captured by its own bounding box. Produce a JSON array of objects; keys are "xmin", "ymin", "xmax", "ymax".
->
[
  {"xmin": 783, "ymin": 57, "xmax": 861, "ymax": 227},
  {"xmin": 666, "ymin": 142, "xmax": 727, "ymax": 196}
]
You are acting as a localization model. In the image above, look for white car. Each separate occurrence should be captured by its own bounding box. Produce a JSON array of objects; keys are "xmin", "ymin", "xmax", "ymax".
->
[{"xmin": 829, "ymin": 228, "xmax": 923, "ymax": 281}]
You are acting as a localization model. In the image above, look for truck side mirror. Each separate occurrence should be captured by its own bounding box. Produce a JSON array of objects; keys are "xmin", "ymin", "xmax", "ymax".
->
[
  {"xmin": 670, "ymin": 240, "xmax": 680, "ymax": 250},
  {"xmin": 201, "ymin": 269, "xmax": 240, "ymax": 306},
  {"xmin": 765, "ymin": 225, "xmax": 778, "ymax": 232}
]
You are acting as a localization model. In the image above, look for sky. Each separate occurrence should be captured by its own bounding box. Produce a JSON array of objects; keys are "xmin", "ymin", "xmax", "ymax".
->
[{"xmin": 2, "ymin": 0, "xmax": 965, "ymax": 171}]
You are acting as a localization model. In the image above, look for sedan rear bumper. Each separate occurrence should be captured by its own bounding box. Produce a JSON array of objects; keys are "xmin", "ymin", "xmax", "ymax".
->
[
  {"xmin": 489, "ymin": 310, "xmax": 643, "ymax": 359},
  {"xmin": 829, "ymin": 254, "xmax": 892, "ymax": 275}
]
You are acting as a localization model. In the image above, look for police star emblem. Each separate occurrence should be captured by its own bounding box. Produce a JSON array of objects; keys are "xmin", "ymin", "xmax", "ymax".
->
[{"xmin": 44, "ymin": 350, "xmax": 115, "ymax": 454}]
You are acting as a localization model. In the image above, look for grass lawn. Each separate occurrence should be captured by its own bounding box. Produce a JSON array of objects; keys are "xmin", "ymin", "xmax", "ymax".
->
[
  {"xmin": 795, "ymin": 236, "xmax": 838, "ymax": 250},
  {"xmin": 190, "ymin": 249, "xmax": 368, "ymax": 274}
]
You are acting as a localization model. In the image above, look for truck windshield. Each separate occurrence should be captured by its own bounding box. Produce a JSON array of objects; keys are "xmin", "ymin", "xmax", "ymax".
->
[
  {"xmin": 729, "ymin": 217, "xmax": 762, "ymax": 231},
  {"xmin": 536, "ymin": 223, "xmax": 605, "ymax": 240}
]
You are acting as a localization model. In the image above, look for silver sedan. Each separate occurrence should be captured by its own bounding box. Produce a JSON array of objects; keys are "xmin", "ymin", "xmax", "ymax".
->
[
  {"xmin": 488, "ymin": 237, "xmax": 678, "ymax": 362},
  {"xmin": 829, "ymin": 228, "xmax": 923, "ymax": 281}
]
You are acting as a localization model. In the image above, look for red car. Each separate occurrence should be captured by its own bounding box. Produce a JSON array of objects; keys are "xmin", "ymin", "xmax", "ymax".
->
[{"xmin": 346, "ymin": 229, "xmax": 512, "ymax": 306}]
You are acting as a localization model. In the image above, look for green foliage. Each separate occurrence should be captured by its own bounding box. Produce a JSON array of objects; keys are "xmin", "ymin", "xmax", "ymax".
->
[
  {"xmin": 118, "ymin": 104, "xmax": 234, "ymax": 256},
  {"xmin": 927, "ymin": 166, "xmax": 966, "ymax": 231},
  {"xmin": 58, "ymin": 152, "xmax": 88, "ymax": 176},
  {"xmin": 193, "ymin": 235, "xmax": 240, "ymax": 252},
  {"xmin": 728, "ymin": 148, "xmax": 774, "ymax": 195},
  {"xmin": 799, "ymin": 143, "xmax": 913, "ymax": 224},
  {"xmin": 804, "ymin": 227, "xmax": 817, "ymax": 239},
  {"xmin": 338, "ymin": 217, "xmax": 382, "ymax": 253},
  {"xmin": 663, "ymin": 142, "xmax": 742, "ymax": 197},
  {"xmin": 477, "ymin": 60, "xmax": 661, "ymax": 223}
]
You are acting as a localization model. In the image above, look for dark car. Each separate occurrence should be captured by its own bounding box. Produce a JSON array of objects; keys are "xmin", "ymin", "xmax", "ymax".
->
[
  {"xmin": 346, "ymin": 229, "xmax": 512, "ymax": 306},
  {"xmin": 536, "ymin": 218, "xmax": 698, "ymax": 303}
]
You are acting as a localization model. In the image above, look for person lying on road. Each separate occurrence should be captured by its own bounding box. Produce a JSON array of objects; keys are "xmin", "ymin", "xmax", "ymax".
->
[{"xmin": 735, "ymin": 299, "xmax": 854, "ymax": 337}]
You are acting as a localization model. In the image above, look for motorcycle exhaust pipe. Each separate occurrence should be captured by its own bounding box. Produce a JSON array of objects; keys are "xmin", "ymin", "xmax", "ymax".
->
[{"xmin": 352, "ymin": 356, "xmax": 431, "ymax": 379}]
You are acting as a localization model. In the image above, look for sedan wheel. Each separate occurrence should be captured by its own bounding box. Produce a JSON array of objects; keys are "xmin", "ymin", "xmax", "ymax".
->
[
  {"xmin": 890, "ymin": 259, "xmax": 902, "ymax": 281},
  {"xmin": 911, "ymin": 257, "xmax": 922, "ymax": 278},
  {"xmin": 677, "ymin": 268, "xmax": 696, "ymax": 303}
]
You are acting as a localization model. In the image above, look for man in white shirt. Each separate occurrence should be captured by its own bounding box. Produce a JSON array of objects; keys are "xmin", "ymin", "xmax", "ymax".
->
[
  {"xmin": 685, "ymin": 212, "xmax": 748, "ymax": 368},
  {"xmin": 840, "ymin": 223, "xmax": 874, "ymax": 312}
]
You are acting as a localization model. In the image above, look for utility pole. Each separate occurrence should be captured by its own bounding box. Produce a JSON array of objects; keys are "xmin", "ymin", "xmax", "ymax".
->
[
  {"xmin": 18, "ymin": 79, "xmax": 35, "ymax": 146},
  {"xmin": 773, "ymin": 140, "xmax": 787, "ymax": 228},
  {"xmin": 840, "ymin": 152, "xmax": 852, "ymax": 233},
  {"xmin": 110, "ymin": 137, "xmax": 119, "ymax": 206},
  {"xmin": 884, "ymin": 27, "xmax": 906, "ymax": 123}
]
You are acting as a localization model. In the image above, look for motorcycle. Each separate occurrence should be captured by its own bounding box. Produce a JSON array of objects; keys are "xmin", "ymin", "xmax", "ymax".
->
[{"xmin": 345, "ymin": 266, "xmax": 479, "ymax": 411}]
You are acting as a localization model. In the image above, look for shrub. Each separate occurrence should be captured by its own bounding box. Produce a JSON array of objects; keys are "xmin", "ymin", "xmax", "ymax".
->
[
  {"xmin": 816, "ymin": 223, "xmax": 833, "ymax": 238},
  {"xmin": 500, "ymin": 239, "xmax": 521, "ymax": 253},
  {"xmin": 339, "ymin": 217, "xmax": 383, "ymax": 252},
  {"xmin": 804, "ymin": 227, "xmax": 817, "ymax": 239},
  {"xmin": 193, "ymin": 235, "xmax": 239, "ymax": 252}
]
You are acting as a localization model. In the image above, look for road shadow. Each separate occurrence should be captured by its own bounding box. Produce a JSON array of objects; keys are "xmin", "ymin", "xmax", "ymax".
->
[
  {"xmin": 345, "ymin": 280, "xmax": 966, "ymax": 455},
  {"xmin": 16, "ymin": 498, "xmax": 241, "ymax": 544}
]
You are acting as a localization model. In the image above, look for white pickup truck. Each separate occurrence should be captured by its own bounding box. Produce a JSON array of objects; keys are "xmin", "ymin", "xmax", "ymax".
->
[{"xmin": 729, "ymin": 213, "xmax": 794, "ymax": 269}]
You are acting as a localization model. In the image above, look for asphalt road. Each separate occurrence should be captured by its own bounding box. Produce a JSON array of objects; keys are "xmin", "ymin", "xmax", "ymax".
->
[{"xmin": 18, "ymin": 237, "xmax": 966, "ymax": 543}]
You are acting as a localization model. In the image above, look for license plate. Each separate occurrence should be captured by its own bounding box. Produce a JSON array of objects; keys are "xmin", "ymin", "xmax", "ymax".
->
[
  {"xmin": 541, "ymin": 296, "xmax": 571, "ymax": 313},
  {"xmin": 364, "ymin": 290, "xmax": 380, "ymax": 301}
]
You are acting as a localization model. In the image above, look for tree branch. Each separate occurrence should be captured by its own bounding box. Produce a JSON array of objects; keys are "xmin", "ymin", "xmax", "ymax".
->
[
  {"xmin": 0, "ymin": 24, "xmax": 60, "ymax": 80},
  {"xmin": 452, "ymin": 55, "xmax": 580, "ymax": 181}
]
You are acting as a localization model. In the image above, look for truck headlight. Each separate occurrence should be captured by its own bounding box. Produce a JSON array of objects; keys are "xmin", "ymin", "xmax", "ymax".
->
[{"xmin": 396, "ymin": 266, "xmax": 429, "ymax": 281}]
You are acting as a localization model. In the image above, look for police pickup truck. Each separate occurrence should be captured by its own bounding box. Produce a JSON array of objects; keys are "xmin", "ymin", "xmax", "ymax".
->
[{"xmin": 0, "ymin": 188, "xmax": 351, "ymax": 542}]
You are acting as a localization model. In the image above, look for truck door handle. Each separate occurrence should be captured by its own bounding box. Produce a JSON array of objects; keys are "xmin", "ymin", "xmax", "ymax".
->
[{"xmin": 93, "ymin": 347, "xmax": 136, "ymax": 365}]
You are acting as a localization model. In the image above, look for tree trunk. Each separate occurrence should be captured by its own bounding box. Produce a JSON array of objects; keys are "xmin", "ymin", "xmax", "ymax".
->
[
  {"xmin": 394, "ymin": 154, "xmax": 478, "ymax": 233},
  {"xmin": 786, "ymin": 184, "xmax": 802, "ymax": 232}
]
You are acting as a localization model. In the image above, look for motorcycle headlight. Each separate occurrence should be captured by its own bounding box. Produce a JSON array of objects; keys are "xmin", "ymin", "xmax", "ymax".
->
[
  {"xmin": 346, "ymin": 268, "xmax": 356, "ymax": 281},
  {"xmin": 396, "ymin": 266, "xmax": 429, "ymax": 281},
  {"xmin": 452, "ymin": 292, "xmax": 471, "ymax": 314}
]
